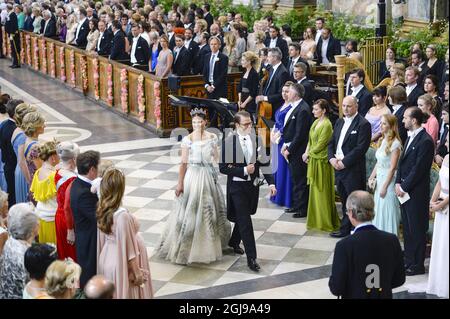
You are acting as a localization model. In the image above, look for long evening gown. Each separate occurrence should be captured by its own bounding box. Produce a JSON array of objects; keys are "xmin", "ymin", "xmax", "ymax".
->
[
  {"xmin": 306, "ymin": 118, "xmax": 340, "ymax": 232},
  {"xmin": 372, "ymin": 139, "xmax": 402, "ymax": 235},
  {"xmin": 270, "ymin": 104, "xmax": 292, "ymax": 208},
  {"xmin": 156, "ymin": 135, "xmax": 231, "ymax": 264},
  {"xmin": 0, "ymin": 120, "xmax": 7, "ymax": 192},
  {"xmin": 12, "ymin": 132, "xmax": 28, "ymax": 203}
]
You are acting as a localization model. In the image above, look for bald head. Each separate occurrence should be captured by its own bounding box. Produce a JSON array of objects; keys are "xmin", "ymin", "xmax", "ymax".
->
[
  {"xmin": 84, "ymin": 275, "xmax": 115, "ymax": 299},
  {"xmin": 342, "ymin": 96, "xmax": 358, "ymax": 118}
]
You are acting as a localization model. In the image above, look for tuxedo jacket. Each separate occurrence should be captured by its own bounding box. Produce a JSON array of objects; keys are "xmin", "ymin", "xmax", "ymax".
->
[
  {"xmin": 110, "ymin": 30, "xmax": 129, "ymax": 61},
  {"xmin": 70, "ymin": 177, "xmax": 98, "ymax": 287},
  {"xmin": 74, "ymin": 19, "xmax": 90, "ymax": 48},
  {"xmin": 41, "ymin": 19, "xmax": 57, "ymax": 37},
  {"xmin": 96, "ymin": 30, "xmax": 113, "ymax": 56},
  {"xmin": 204, "ymin": 12, "xmax": 214, "ymax": 29},
  {"xmin": 396, "ymin": 129, "xmax": 434, "ymax": 201},
  {"xmin": 437, "ymin": 124, "xmax": 449, "ymax": 157},
  {"xmin": 283, "ymin": 100, "xmax": 313, "ymax": 156},
  {"xmin": 392, "ymin": 104, "xmax": 409, "ymax": 145},
  {"xmin": 264, "ymin": 36, "xmax": 289, "ymax": 67},
  {"xmin": 185, "ymin": 40, "xmax": 199, "ymax": 73},
  {"xmin": 193, "ymin": 44, "xmax": 211, "ymax": 75},
  {"xmin": 219, "ymin": 133, "xmax": 274, "ymax": 221},
  {"xmin": 261, "ymin": 63, "xmax": 290, "ymax": 114},
  {"xmin": 329, "ymin": 225, "xmax": 405, "ymax": 299},
  {"xmin": 172, "ymin": 46, "xmax": 191, "ymax": 76},
  {"xmin": 328, "ymin": 114, "xmax": 372, "ymax": 185},
  {"xmin": 354, "ymin": 86, "xmax": 373, "ymax": 117},
  {"xmin": 407, "ymin": 85, "xmax": 424, "ymax": 107},
  {"xmin": 287, "ymin": 56, "xmax": 311, "ymax": 80},
  {"xmin": 298, "ymin": 77, "xmax": 314, "ymax": 108},
  {"xmin": 0, "ymin": 119, "xmax": 17, "ymax": 172},
  {"xmin": 168, "ymin": 33, "xmax": 176, "ymax": 51},
  {"xmin": 315, "ymin": 36, "xmax": 341, "ymax": 64},
  {"xmin": 131, "ymin": 36, "xmax": 150, "ymax": 66},
  {"xmin": 5, "ymin": 12, "xmax": 18, "ymax": 34},
  {"xmin": 203, "ymin": 51, "xmax": 229, "ymax": 98}
]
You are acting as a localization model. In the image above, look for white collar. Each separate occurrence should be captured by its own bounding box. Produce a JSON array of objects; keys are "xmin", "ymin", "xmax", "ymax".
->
[
  {"xmin": 291, "ymin": 98, "xmax": 303, "ymax": 108},
  {"xmin": 406, "ymin": 82, "xmax": 417, "ymax": 89},
  {"xmin": 237, "ymin": 132, "xmax": 250, "ymax": 140},
  {"xmin": 78, "ymin": 174, "xmax": 93, "ymax": 185},
  {"xmin": 271, "ymin": 62, "xmax": 282, "ymax": 72},
  {"xmin": 344, "ymin": 112, "xmax": 358, "ymax": 123},
  {"xmin": 351, "ymin": 222, "xmax": 373, "ymax": 235},
  {"xmin": 270, "ymin": 37, "xmax": 277, "ymax": 42},
  {"xmin": 79, "ymin": 17, "xmax": 86, "ymax": 25},
  {"xmin": 392, "ymin": 104, "xmax": 402, "ymax": 112},
  {"xmin": 407, "ymin": 126, "xmax": 424, "ymax": 137},
  {"xmin": 133, "ymin": 35, "xmax": 140, "ymax": 41},
  {"xmin": 298, "ymin": 76, "xmax": 307, "ymax": 83},
  {"xmin": 352, "ymin": 84, "xmax": 364, "ymax": 91}
]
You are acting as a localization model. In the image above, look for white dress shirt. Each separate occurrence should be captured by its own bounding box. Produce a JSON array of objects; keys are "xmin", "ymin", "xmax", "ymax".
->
[
  {"xmin": 130, "ymin": 35, "xmax": 139, "ymax": 64},
  {"xmin": 321, "ymin": 37, "xmax": 330, "ymax": 64},
  {"xmin": 405, "ymin": 127, "xmax": 424, "ymax": 152},
  {"xmin": 43, "ymin": 19, "xmax": 49, "ymax": 35},
  {"xmin": 97, "ymin": 31, "xmax": 103, "ymax": 51},
  {"xmin": 336, "ymin": 113, "xmax": 358, "ymax": 160},
  {"xmin": 406, "ymin": 83, "xmax": 417, "ymax": 96},
  {"xmin": 78, "ymin": 174, "xmax": 93, "ymax": 185},
  {"xmin": 351, "ymin": 84, "xmax": 364, "ymax": 97},
  {"xmin": 315, "ymin": 29, "xmax": 323, "ymax": 44},
  {"xmin": 168, "ymin": 31, "xmax": 174, "ymax": 41},
  {"xmin": 184, "ymin": 39, "xmax": 192, "ymax": 49},
  {"xmin": 233, "ymin": 133, "xmax": 253, "ymax": 182},
  {"xmin": 269, "ymin": 38, "xmax": 277, "ymax": 48},
  {"xmin": 264, "ymin": 62, "xmax": 281, "ymax": 100},
  {"xmin": 208, "ymin": 52, "xmax": 218, "ymax": 83},
  {"xmin": 392, "ymin": 104, "xmax": 402, "ymax": 115}
]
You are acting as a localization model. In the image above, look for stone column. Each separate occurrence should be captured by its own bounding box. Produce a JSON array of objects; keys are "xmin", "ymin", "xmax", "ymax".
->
[{"xmin": 260, "ymin": 0, "xmax": 279, "ymax": 11}]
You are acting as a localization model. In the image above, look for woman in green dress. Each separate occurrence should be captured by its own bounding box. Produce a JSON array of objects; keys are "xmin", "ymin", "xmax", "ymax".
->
[{"xmin": 302, "ymin": 99, "xmax": 340, "ymax": 232}]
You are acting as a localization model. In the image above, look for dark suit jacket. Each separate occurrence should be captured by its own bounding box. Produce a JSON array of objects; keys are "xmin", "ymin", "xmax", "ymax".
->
[
  {"xmin": 287, "ymin": 56, "xmax": 311, "ymax": 80},
  {"xmin": 437, "ymin": 124, "xmax": 449, "ymax": 157},
  {"xmin": 41, "ymin": 19, "xmax": 57, "ymax": 37},
  {"xmin": 96, "ymin": 30, "xmax": 113, "ymax": 56},
  {"xmin": 70, "ymin": 177, "xmax": 98, "ymax": 287},
  {"xmin": 316, "ymin": 36, "xmax": 341, "ymax": 64},
  {"xmin": 0, "ymin": 119, "xmax": 17, "ymax": 172},
  {"xmin": 193, "ymin": 44, "xmax": 211, "ymax": 75},
  {"xmin": 131, "ymin": 36, "xmax": 150, "ymax": 66},
  {"xmin": 23, "ymin": 15, "xmax": 34, "ymax": 32},
  {"xmin": 185, "ymin": 40, "xmax": 199, "ymax": 74},
  {"xmin": 396, "ymin": 129, "xmax": 434, "ymax": 215},
  {"xmin": 261, "ymin": 63, "xmax": 290, "ymax": 115},
  {"xmin": 219, "ymin": 133, "xmax": 274, "ymax": 222},
  {"xmin": 168, "ymin": 33, "xmax": 176, "ymax": 51},
  {"xmin": 328, "ymin": 114, "xmax": 372, "ymax": 186},
  {"xmin": 329, "ymin": 225, "xmax": 405, "ymax": 299},
  {"xmin": 264, "ymin": 36, "xmax": 289, "ymax": 67},
  {"xmin": 283, "ymin": 99, "xmax": 313, "ymax": 156},
  {"xmin": 110, "ymin": 30, "xmax": 129, "ymax": 61},
  {"xmin": 5, "ymin": 12, "xmax": 18, "ymax": 34},
  {"xmin": 237, "ymin": 68, "xmax": 259, "ymax": 113},
  {"xmin": 203, "ymin": 51, "xmax": 229, "ymax": 98},
  {"xmin": 74, "ymin": 19, "xmax": 90, "ymax": 48},
  {"xmin": 172, "ymin": 46, "xmax": 191, "ymax": 76},
  {"xmin": 393, "ymin": 104, "xmax": 408, "ymax": 145},
  {"xmin": 407, "ymin": 84, "xmax": 424, "ymax": 107},
  {"xmin": 298, "ymin": 77, "xmax": 314, "ymax": 108},
  {"xmin": 204, "ymin": 12, "xmax": 214, "ymax": 29},
  {"xmin": 355, "ymin": 86, "xmax": 373, "ymax": 117}
]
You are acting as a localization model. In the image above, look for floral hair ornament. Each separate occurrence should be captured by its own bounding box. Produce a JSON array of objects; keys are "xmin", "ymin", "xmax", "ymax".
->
[{"xmin": 190, "ymin": 107, "xmax": 207, "ymax": 117}]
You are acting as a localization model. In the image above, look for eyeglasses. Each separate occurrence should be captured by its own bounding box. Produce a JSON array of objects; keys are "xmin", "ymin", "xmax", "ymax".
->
[{"xmin": 240, "ymin": 122, "xmax": 253, "ymax": 128}]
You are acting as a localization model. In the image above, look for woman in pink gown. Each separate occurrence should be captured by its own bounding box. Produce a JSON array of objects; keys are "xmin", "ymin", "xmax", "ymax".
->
[{"xmin": 97, "ymin": 169, "xmax": 153, "ymax": 299}]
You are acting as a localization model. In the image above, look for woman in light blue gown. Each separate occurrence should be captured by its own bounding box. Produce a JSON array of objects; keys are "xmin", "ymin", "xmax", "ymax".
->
[{"xmin": 368, "ymin": 114, "xmax": 402, "ymax": 235}]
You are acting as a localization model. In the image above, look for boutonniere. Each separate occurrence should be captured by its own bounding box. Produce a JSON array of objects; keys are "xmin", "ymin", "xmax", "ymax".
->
[
  {"xmin": 214, "ymin": 57, "xmax": 220, "ymax": 62},
  {"xmin": 262, "ymin": 68, "xmax": 266, "ymax": 72}
]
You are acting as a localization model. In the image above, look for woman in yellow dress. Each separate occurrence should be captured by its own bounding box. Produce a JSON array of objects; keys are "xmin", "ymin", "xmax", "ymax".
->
[{"xmin": 30, "ymin": 140, "xmax": 60, "ymax": 244}]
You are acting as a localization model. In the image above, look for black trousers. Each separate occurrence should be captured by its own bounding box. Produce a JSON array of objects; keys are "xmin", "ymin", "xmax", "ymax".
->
[
  {"xmin": 9, "ymin": 33, "xmax": 20, "ymax": 66},
  {"xmin": 0, "ymin": 28, "xmax": 4, "ymax": 57},
  {"xmin": 287, "ymin": 153, "xmax": 309, "ymax": 213},
  {"xmin": 4, "ymin": 168, "xmax": 15, "ymax": 207},
  {"xmin": 401, "ymin": 201, "xmax": 428, "ymax": 271},
  {"xmin": 228, "ymin": 182, "xmax": 257, "ymax": 259},
  {"xmin": 336, "ymin": 175, "xmax": 365, "ymax": 234}
]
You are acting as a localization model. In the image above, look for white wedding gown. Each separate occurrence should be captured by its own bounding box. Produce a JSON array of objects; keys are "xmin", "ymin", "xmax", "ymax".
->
[{"xmin": 156, "ymin": 135, "xmax": 231, "ymax": 264}]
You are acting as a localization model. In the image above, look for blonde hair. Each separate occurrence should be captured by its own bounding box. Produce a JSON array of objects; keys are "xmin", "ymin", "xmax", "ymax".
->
[
  {"xmin": 196, "ymin": 19, "xmax": 208, "ymax": 32},
  {"xmin": 38, "ymin": 140, "xmax": 59, "ymax": 162},
  {"xmin": 217, "ymin": 16, "xmax": 227, "ymax": 27},
  {"xmin": 98, "ymin": 159, "xmax": 114, "ymax": 177},
  {"xmin": 378, "ymin": 114, "xmax": 402, "ymax": 155},
  {"xmin": 255, "ymin": 30, "xmax": 265, "ymax": 43},
  {"xmin": 418, "ymin": 93, "xmax": 436, "ymax": 113},
  {"xmin": 242, "ymin": 51, "xmax": 261, "ymax": 70},
  {"xmin": 14, "ymin": 103, "xmax": 37, "ymax": 127},
  {"xmin": 21, "ymin": 111, "xmax": 45, "ymax": 137},
  {"xmin": 45, "ymin": 259, "xmax": 81, "ymax": 299},
  {"xmin": 224, "ymin": 32, "xmax": 236, "ymax": 50},
  {"xmin": 96, "ymin": 169, "xmax": 126, "ymax": 235}
]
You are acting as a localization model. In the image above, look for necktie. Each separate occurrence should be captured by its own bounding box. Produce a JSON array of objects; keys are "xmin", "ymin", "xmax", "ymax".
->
[
  {"xmin": 264, "ymin": 69, "xmax": 275, "ymax": 95},
  {"xmin": 289, "ymin": 59, "xmax": 294, "ymax": 75},
  {"xmin": 209, "ymin": 54, "xmax": 215, "ymax": 82}
]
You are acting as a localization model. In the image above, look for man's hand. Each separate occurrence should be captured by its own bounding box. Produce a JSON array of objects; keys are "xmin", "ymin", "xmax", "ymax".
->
[
  {"xmin": 206, "ymin": 85, "xmax": 215, "ymax": 93},
  {"xmin": 395, "ymin": 183, "xmax": 405, "ymax": 197},
  {"xmin": 336, "ymin": 160, "xmax": 345, "ymax": 170},
  {"xmin": 329, "ymin": 158, "xmax": 339, "ymax": 170},
  {"xmin": 255, "ymin": 95, "xmax": 265, "ymax": 104},
  {"xmin": 435, "ymin": 154, "xmax": 444, "ymax": 166},
  {"xmin": 269, "ymin": 185, "xmax": 277, "ymax": 197},
  {"xmin": 246, "ymin": 164, "xmax": 255, "ymax": 175},
  {"xmin": 282, "ymin": 149, "xmax": 290, "ymax": 161}
]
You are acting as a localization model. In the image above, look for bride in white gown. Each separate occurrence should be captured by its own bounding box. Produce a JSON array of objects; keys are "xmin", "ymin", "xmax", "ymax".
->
[{"xmin": 156, "ymin": 108, "xmax": 231, "ymax": 264}]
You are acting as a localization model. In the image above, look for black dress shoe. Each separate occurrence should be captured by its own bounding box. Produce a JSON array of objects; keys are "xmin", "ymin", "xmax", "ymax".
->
[
  {"xmin": 293, "ymin": 211, "xmax": 307, "ymax": 218},
  {"xmin": 247, "ymin": 258, "xmax": 260, "ymax": 272},
  {"xmin": 229, "ymin": 245, "xmax": 244, "ymax": 255},
  {"xmin": 284, "ymin": 208, "xmax": 299, "ymax": 213},
  {"xmin": 9, "ymin": 65, "xmax": 20, "ymax": 69},
  {"xmin": 405, "ymin": 268, "xmax": 425, "ymax": 276},
  {"xmin": 330, "ymin": 230, "xmax": 349, "ymax": 238}
]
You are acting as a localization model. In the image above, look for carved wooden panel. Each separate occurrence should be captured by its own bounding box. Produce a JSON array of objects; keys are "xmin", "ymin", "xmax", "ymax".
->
[
  {"xmin": 144, "ymin": 77, "xmax": 156, "ymax": 125},
  {"xmin": 86, "ymin": 56, "xmax": 95, "ymax": 98},
  {"xmin": 113, "ymin": 65, "xmax": 122, "ymax": 110},
  {"xmin": 128, "ymin": 71, "xmax": 139, "ymax": 116},
  {"xmin": 98, "ymin": 61, "xmax": 108, "ymax": 104},
  {"xmin": 74, "ymin": 52, "xmax": 82, "ymax": 91}
]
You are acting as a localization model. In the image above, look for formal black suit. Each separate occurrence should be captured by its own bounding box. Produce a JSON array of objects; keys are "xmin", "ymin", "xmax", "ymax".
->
[
  {"xmin": 168, "ymin": 32, "xmax": 176, "ymax": 51},
  {"xmin": 264, "ymin": 36, "xmax": 289, "ymax": 67},
  {"xmin": 392, "ymin": 104, "xmax": 409, "ymax": 145},
  {"xmin": 193, "ymin": 44, "xmax": 211, "ymax": 75},
  {"xmin": 185, "ymin": 40, "xmax": 199, "ymax": 74},
  {"xmin": 328, "ymin": 114, "xmax": 372, "ymax": 234},
  {"xmin": 298, "ymin": 77, "xmax": 314, "ymax": 109},
  {"xmin": 41, "ymin": 19, "xmax": 57, "ymax": 38},
  {"xmin": 74, "ymin": 18, "xmax": 89, "ymax": 48},
  {"xmin": 283, "ymin": 100, "xmax": 313, "ymax": 213},
  {"xmin": 437, "ymin": 124, "xmax": 449, "ymax": 157},
  {"xmin": 353, "ymin": 86, "xmax": 373, "ymax": 117},
  {"xmin": 261, "ymin": 63, "xmax": 290, "ymax": 119},
  {"xmin": 329, "ymin": 224, "xmax": 405, "ymax": 299},
  {"xmin": 172, "ymin": 46, "xmax": 191, "ymax": 76},
  {"xmin": 396, "ymin": 129, "xmax": 434, "ymax": 273},
  {"xmin": 220, "ymin": 133, "xmax": 274, "ymax": 259},
  {"xmin": 316, "ymin": 35, "xmax": 341, "ymax": 64},
  {"xmin": 70, "ymin": 177, "xmax": 98, "ymax": 288},
  {"xmin": 0, "ymin": 119, "xmax": 17, "ymax": 206},
  {"xmin": 406, "ymin": 84, "xmax": 424, "ymax": 107},
  {"xmin": 130, "ymin": 36, "xmax": 150, "ymax": 68},
  {"xmin": 109, "ymin": 30, "xmax": 129, "ymax": 61},
  {"xmin": 204, "ymin": 12, "xmax": 214, "ymax": 30},
  {"xmin": 5, "ymin": 11, "xmax": 20, "ymax": 67},
  {"xmin": 287, "ymin": 56, "xmax": 310, "ymax": 80},
  {"xmin": 237, "ymin": 68, "xmax": 259, "ymax": 114},
  {"xmin": 96, "ymin": 30, "xmax": 113, "ymax": 56}
]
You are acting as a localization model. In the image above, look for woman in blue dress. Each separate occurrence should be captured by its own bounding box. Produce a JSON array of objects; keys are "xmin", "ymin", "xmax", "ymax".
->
[
  {"xmin": 368, "ymin": 114, "xmax": 402, "ymax": 235},
  {"xmin": 270, "ymin": 81, "xmax": 294, "ymax": 207},
  {"xmin": 0, "ymin": 101, "xmax": 9, "ymax": 192},
  {"xmin": 11, "ymin": 103, "xmax": 36, "ymax": 203}
]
